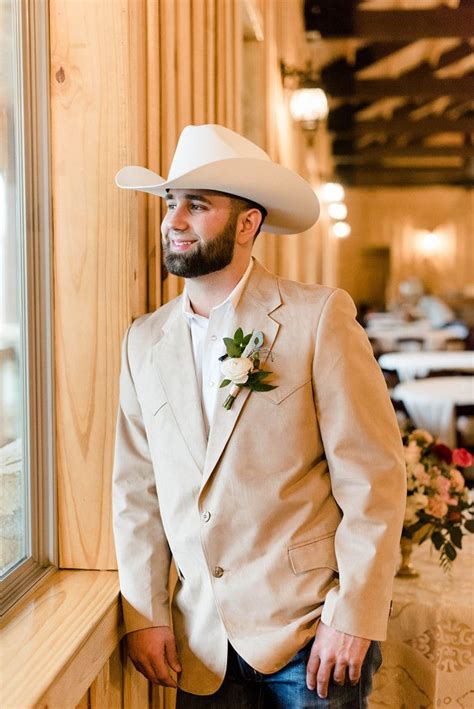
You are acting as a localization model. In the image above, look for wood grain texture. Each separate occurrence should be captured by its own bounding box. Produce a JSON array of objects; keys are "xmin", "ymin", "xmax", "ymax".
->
[
  {"xmin": 50, "ymin": 0, "xmax": 148, "ymax": 569},
  {"xmin": 123, "ymin": 649, "xmax": 150, "ymax": 709},
  {"xmin": 89, "ymin": 645, "xmax": 122, "ymax": 709},
  {"xmin": 0, "ymin": 571, "xmax": 120, "ymax": 708}
]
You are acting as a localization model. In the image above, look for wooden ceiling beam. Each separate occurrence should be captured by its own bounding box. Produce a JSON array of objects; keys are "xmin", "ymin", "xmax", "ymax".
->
[
  {"xmin": 323, "ymin": 43, "xmax": 408, "ymax": 75},
  {"xmin": 332, "ymin": 144, "xmax": 474, "ymax": 161},
  {"xmin": 328, "ymin": 116, "xmax": 474, "ymax": 135},
  {"xmin": 335, "ymin": 166, "xmax": 473, "ymax": 186},
  {"xmin": 304, "ymin": 2, "xmax": 474, "ymax": 39},
  {"xmin": 322, "ymin": 73, "xmax": 474, "ymax": 99}
]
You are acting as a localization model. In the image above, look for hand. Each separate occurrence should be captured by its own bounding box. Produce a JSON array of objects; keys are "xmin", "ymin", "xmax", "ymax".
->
[
  {"xmin": 306, "ymin": 621, "xmax": 370, "ymax": 699},
  {"xmin": 126, "ymin": 626, "xmax": 182, "ymax": 687}
]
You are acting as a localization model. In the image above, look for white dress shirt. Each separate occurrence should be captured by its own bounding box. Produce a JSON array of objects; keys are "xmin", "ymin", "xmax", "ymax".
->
[{"xmin": 182, "ymin": 259, "xmax": 254, "ymax": 433}]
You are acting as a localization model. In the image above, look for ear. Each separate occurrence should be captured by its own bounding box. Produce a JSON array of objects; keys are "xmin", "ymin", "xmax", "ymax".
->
[{"xmin": 235, "ymin": 209, "xmax": 262, "ymax": 245}]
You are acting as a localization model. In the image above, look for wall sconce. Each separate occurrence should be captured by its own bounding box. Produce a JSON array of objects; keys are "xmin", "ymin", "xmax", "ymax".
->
[
  {"xmin": 319, "ymin": 182, "xmax": 345, "ymax": 203},
  {"xmin": 420, "ymin": 230, "xmax": 441, "ymax": 254},
  {"xmin": 332, "ymin": 221, "xmax": 351, "ymax": 239},
  {"xmin": 327, "ymin": 202, "xmax": 348, "ymax": 220},
  {"xmin": 289, "ymin": 88, "xmax": 329, "ymax": 130},
  {"xmin": 281, "ymin": 61, "xmax": 329, "ymax": 130}
]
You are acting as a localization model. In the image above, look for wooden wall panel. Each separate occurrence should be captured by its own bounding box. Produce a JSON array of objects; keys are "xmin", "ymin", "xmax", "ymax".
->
[
  {"xmin": 337, "ymin": 187, "xmax": 474, "ymax": 306},
  {"xmin": 243, "ymin": 0, "xmax": 326, "ymax": 285},
  {"xmin": 90, "ymin": 645, "xmax": 122, "ymax": 708},
  {"xmin": 156, "ymin": 0, "xmax": 243, "ymax": 306},
  {"xmin": 50, "ymin": 0, "xmax": 148, "ymax": 569}
]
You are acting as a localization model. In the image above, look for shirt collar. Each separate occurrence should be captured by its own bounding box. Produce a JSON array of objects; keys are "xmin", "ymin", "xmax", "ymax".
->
[{"xmin": 182, "ymin": 258, "xmax": 254, "ymax": 322}]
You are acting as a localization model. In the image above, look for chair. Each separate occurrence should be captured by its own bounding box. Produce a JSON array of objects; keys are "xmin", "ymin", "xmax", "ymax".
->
[
  {"xmin": 381, "ymin": 368, "xmax": 400, "ymax": 391},
  {"xmin": 368, "ymin": 337, "xmax": 383, "ymax": 359},
  {"xmin": 395, "ymin": 337, "xmax": 424, "ymax": 352},
  {"xmin": 444, "ymin": 338, "xmax": 466, "ymax": 351},
  {"xmin": 391, "ymin": 397, "xmax": 411, "ymax": 427},
  {"xmin": 455, "ymin": 404, "xmax": 474, "ymax": 452}
]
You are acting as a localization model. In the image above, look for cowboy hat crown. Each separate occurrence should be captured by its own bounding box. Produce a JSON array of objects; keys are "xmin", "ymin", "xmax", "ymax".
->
[{"xmin": 115, "ymin": 124, "xmax": 320, "ymax": 234}]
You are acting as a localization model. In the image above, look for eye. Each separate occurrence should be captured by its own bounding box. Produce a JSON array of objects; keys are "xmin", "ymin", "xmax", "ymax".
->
[
  {"xmin": 190, "ymin": 202, "xmax": 206, "ymax": 211},
  {"xmin": 166, "ymin": 202, "xmax": 177, "ymax": 211}
]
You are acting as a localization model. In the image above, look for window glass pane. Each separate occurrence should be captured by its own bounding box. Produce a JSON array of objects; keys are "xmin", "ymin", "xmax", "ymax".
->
[{"xmin": 0, "ymin": 0, "xmax": 30, "ymax": 577}]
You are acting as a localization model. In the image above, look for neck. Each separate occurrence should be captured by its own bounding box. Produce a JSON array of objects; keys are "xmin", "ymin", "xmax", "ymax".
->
[{"xmin": 185, "ymin": 256, "xmax": 252, "ymax": 318}]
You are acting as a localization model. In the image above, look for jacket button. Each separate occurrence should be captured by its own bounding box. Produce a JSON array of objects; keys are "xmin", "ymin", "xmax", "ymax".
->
[
  {"xmin": 213, "ymin": 566, "xmax": 224, "ymax": 578},
  {"xmin": 202, "ymin": 511, "xmax": 211, "ymax": 522}
]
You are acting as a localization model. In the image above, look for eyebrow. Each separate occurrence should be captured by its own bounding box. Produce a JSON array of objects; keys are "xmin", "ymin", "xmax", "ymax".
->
[{"xmin": 165, "ymin": 192, "xmax": 213, "ymax": 204}]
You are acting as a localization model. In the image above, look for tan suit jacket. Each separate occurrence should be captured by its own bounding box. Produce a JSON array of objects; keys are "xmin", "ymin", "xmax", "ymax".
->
[{"xmin": 112, "ymin": 259, "xmax": 406, "ymax": 695}]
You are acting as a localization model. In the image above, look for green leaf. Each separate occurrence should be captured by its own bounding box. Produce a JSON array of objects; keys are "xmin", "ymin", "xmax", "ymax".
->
[
  {"xmin": 444, "ymin": 542, "xmax": 457, "ymax": 561},
  {"xmin": 247, "ymin": 370, "xmax": 272, "ymax": 384},
  {"xmin": 464, "ymin": 519, "xmax": 474, "ymax": 533},
  {"xmin": 223, "ymin": 338, "xmax": 241, "ymax": 357},
  {"xmin": 250, "ymin": 382, "xmax": 277, "ymax": 392},
  {"xmin": 234, "ymin": 328, "xmax": 244, "ymax": 344},
  {"xmin": 242, "ymin": 333, "xmax": 252, "ymax": 346},
  {"xmin": 219, "ymin": 379, "xmax": 231, "ymax": 388},
  {"xmin": 431, "ymin": 531, "xmax": 444, "ymax": 550},
  {"xmin": 449, "ymin": 526, "xmax": 463, "ymax": 549}
]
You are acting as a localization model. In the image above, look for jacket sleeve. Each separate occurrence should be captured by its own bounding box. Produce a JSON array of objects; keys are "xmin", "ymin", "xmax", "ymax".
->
[
  {"xmin": 313, "ymin": 289, "xmax": 406, "ymax": 640},
  {"xmin": 112, "ymin": 323, "xmax": 172, "ymax": 634}
]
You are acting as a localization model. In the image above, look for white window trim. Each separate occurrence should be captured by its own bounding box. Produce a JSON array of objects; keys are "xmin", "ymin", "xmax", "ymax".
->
[{"xmin": 1, "ymin": 0, "xmax": 56, "ymax": 615}]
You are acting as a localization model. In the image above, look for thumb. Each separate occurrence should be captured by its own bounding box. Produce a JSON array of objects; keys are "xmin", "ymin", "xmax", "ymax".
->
[{"xmin": 165, "ymin": 636, "xmax": 182, "ymax": 673}]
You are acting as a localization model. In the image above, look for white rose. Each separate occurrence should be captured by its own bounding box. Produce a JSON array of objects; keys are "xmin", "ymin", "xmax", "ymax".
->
[
  {"xmin": 404, "ymin": 441, "xmax": 421, "ymax": 465},
  {"xmin": 404, "ymin": 496, "xmax": 421, "ymax": 525},
  {"xmin": 412, "ymin": 492, "xmax": 428, "ymax": 510},
  {"xmin": 221, "ymin": 357, "xmax": 253, "ymax": 385}
]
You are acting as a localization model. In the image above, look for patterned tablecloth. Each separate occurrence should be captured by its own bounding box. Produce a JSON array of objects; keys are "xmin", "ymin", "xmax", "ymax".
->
[{"xmin": 369, "ymin": 534, "xmax": 474, "ymax": 709}]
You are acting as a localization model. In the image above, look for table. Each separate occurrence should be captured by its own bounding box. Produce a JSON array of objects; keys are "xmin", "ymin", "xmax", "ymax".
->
[
  {"xmin": 392, "ymin": 377, "xmax": 474, "ymax": 447},
  {"xmin": 369, "ymin": 534, "xmax": 474, "ymax": 708},
  {"xmin": 379, "ymin": 351, "xmax": 474, "ymax": 382},
  {"xmin": 365, "ymin": 320, "xmax": 468, "ymax": 352}
]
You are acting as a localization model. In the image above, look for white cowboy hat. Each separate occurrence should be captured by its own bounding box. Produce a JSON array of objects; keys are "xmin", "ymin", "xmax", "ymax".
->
[{"xmin": 115, "ymin": 124, "xmax": 320, "ymax": 234}]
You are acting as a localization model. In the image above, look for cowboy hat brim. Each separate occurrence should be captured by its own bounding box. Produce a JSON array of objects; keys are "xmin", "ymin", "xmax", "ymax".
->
[{"xmin": 115, "ymin": 158, "xmax": 319, "ymax": 235}]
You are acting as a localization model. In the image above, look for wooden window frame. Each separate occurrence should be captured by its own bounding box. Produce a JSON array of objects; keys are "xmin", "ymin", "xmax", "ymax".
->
[{"xmin": 1, "ymin": 0, "xmax": 56, "ymax": 614}]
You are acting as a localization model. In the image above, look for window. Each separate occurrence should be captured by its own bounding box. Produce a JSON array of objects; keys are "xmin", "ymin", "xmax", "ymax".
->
[{"xmin": 0, "ymin": 0, "xmax": 55, "ymax": 613}]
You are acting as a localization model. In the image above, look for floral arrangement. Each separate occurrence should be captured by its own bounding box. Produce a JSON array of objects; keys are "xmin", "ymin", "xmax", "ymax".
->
[
  {"xmin": 219, "ymin": 328, "xmax": 276, "ymax": 409},
  {"xmin": 403, "ymin": 427, "xmax": 474, "ymax": 570}
]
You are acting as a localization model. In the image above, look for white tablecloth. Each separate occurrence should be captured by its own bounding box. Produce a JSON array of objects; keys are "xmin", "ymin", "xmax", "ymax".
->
[
  {"xmin": 370, "ymin": 535, "xmax": 474, "ymax": 709},
  {"xmin": 379, "ymin": 351, "xmax": 474, "ymax": 382},
  {"xmin": 366, "ymin": 320, "xmax": 468, "ymax": 352},
  {"xmin": 393, "ymin": 376, "xmax": 474, "ymax": 447}
]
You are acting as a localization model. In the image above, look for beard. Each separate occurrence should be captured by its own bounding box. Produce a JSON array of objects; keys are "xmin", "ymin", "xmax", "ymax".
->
[{"xmin": 162, "ymin": 213, "xmax": 238, "ymax": 278}]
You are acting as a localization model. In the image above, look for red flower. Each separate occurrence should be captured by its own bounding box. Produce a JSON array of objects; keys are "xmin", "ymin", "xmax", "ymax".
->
[
  {"xmin": 432, "ymin": 443, "xmax": 452, "ymax": 464},
  {"xmin": 452, "ymin": 448, "xmax": 473, "ymax": 468},
  {"xmin": 447, "ymin": 510, "xmax": 462, "ymax": 523}
]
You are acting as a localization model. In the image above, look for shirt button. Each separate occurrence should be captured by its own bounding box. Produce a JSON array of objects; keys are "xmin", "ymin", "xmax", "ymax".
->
[
  {"xmin": 202, "ymin": 511, "xmax": 211, "ymax": 522},
  {"xmin": 209, "ymin": 381, "xmax": 215, "ymax": 387},
  {"xmin": 213, "ymin": 566, "xmax": 224, "ymax": 578},
  {"xmin": 211, "ymin": 335, "xmax": 217, "ymax": 341}
]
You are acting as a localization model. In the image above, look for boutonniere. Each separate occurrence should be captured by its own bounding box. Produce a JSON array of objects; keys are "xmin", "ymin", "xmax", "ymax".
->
[{"xmin": 219, "ymin": 328, "xmax": 276, "ymax": 410}]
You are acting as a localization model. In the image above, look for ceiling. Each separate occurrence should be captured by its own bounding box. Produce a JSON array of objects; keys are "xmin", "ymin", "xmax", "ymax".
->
[{"xmin": 303, "ymin": 0, "xmax": 474, "ymax": 186}]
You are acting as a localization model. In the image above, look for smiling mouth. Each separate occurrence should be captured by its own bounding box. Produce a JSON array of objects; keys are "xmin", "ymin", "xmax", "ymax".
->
[{"xmin": 169, "ymin": 238, "xmax": 198, "ymax": 251}]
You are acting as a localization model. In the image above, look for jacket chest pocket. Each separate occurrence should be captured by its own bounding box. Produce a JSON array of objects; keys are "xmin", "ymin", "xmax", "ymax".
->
[{"xmin": 264, "ymin": 377, "xmax": 312, "ymax": 405}]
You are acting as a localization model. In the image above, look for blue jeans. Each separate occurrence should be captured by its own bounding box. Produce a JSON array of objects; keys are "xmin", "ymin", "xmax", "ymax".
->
[{"xmin": 176, "ymin": 639, "xmax": 382, "ymax": 708}]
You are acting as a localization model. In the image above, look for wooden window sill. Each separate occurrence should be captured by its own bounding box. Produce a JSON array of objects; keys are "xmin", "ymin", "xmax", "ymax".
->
[{"xmin": 0, "ymin": 569, "xmax": 121, "ymax": 708}]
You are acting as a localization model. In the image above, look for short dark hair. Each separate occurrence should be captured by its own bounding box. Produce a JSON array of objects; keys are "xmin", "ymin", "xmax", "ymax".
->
[{"xmin": 229, "ymin": 196, "xmax": 268, "ymax": 240}]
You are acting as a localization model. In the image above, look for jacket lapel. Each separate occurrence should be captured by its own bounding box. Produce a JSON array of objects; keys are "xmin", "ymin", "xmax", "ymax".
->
[
  {"xmin": 200, "ymin": 262, "xmax": 282, "ymax": 494},
  {"xmin": 152, "ymin": 304, "xmax": 208, "ymax": 473}
]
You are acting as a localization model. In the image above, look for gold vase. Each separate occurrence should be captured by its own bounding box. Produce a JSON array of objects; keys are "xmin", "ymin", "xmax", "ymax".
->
[{"xmin": 396, "ymin": 537, "xmax": 419, "ymax": 578}]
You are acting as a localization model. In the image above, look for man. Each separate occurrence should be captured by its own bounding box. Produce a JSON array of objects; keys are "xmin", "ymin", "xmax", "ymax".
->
[{"xmin": 113, "ymin": 124, "xmax": 406, "ymax": 707}]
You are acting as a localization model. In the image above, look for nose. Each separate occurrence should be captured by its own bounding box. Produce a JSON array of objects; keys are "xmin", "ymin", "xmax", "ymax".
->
[{"xmin": 164, "ymin": 203, "xmax": 188, "ymax": 231}]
